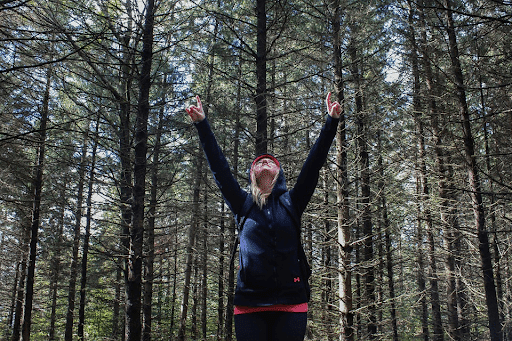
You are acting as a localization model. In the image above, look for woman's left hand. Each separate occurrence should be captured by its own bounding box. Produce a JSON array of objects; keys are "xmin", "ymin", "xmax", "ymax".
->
[
  {"xmin": 326, "ymin": 92, "xmax": 341, "ymax": 119},
  {"xmin": 185, "ymin": 95, "xmax": 205, "ymax": 123}
]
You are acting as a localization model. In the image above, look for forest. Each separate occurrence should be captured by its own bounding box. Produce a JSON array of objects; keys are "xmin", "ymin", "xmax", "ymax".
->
[{"xmin": 1, "ymin": 0, "xmax": 511, "ymax": 340}]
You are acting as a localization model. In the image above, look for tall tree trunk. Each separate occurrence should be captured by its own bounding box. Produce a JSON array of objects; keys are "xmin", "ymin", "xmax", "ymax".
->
[
  {"xmin": 11, "ymin": 215, "xmax": 30, "ymax": 341},
  {"xmin": 384, "ymin": 213, "xmax": 398, "ymax": 341},
  {"xmin": 155, "ymin": 258, "xmax": 163, "ymax": 334},
  {"xmin": 255, "ymin": 0, "xmax": 267, "ymax": 155},
  {"xmin": 118, "ymin": 109, "xmax": 132, "ymax": 340},
  {"xmin": 409, "ymin": 5, "xmax": 439, "ymax": 334},
  {"xmin": 112, "ymin": 261, "xmax": 122, "ymax": 340},
  {"xmin": 440, "ymin": 169, "xmax": 461, "ymax": 341},
  {"xmin": 21, "ymin": 65, "xmax": 50, "ymax": 341},
  {"xmin": 64, "ymin": 129, "xmax": 89, "ymax": 341},
  {"xmin": 480, "ymin": 57, "xmax": 503, "ymax": 341},
  {"xmin": 354, "ymin": 187, "xmax": 361, "ymax": 339},
  {"xmin": 413, "ymin": 177, "xmax": 429, "ymax": 341},
  {"xmin": 426, "ymin": 211, "xmax": 444, "ymax": 341},
  {"xmin": 177, "ymin": 15, "xmax": 218, "ymax": 336},
  {"xmin": 170, "ymin": 218, "xmax": 179, "ymax": 338},
  {"xmin": 225, "ymin": 55, "xmax": 243, "ymax": 340},
  {"xmin": 443, "ymin": 1, "xmax": 502, "ymax": 340},
  {"xmin": 419, "ymin": 2, "xmax": 463, "ymax": 340},
  {"xmin": 377, "ymin": 134, "xmax": 398, "ymax": 341},
  {"xmin": 119, "ymin": 39, "xmax": 133, "ymax": 341},
  {"xmin": 359, "ymin": 105, "xmax": 376, "ymax": 340},
  {"xmin": 78, "ymin": 118, "xmax": 99, "ymax": 340},
  {"xmin": 142, "ymin": 83, "xmax": 165, "ymax": 341},
  {"xmin": 207, "ymin": 6, "xmax": 225, "ymax": 337},
  {"xmin": 49, "ymin": 180, "xmax": 66, "ymax": 341},
  {"xmin": 280, "ymin": 72, "xmax": 289, "ymax": 158},
  {"xmin": 191, "ymin": 255, "xmax": 199, "ymax": 340},
  {"xmin": 126, "ymin": 0, "xmax": 154, "ymax": 339},
  {"xmin": 414, "ymin": 198, "xmax": 429, "ymax": 341},
  {"xmin": 407, "ymin": 4, "xmax": 429, "ymax": 340},
  {"xmin": 349, "ymin": 38, "xmax": 376, "ymax": 339},
  {"xmin": 8, "ymin": 252, "xmax": 21, "ymax": 337},
  {"xmin": 201, "ymin": 192, "xmax": 209, "ymax": 340},
  {"xmin": 270, "ymin": 59, "xmax": 276, "ymax": 152},
  {"xmin": 408, "ymin": 4, "xmax": 445, "ymax": 339},
  {"xmin": 177, "ymin": 155, "xmax": 203, "ymax": 341},
  {"xmin": 217, "ymin": 203, "xmax": 226, "ymax": 341},
  {"xmin": 115, "ymin": 4, "xmax": 134, "ymax": 341},
  {"xmin": 376, "ymin": 220, "xmax": 384, "ymax": 335},
  {"xmin": 332, "ymin": 1, "xmax": 352, "ymax": 339},
  {"xmin": 322, "ymin": 172, "xmax": 333, "ymax": 341}
]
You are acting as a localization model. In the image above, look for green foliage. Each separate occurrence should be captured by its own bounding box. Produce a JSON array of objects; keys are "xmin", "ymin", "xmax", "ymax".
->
[{"xmin": 1, "ymin": 0, "xmax": 512, "ymax": 340}]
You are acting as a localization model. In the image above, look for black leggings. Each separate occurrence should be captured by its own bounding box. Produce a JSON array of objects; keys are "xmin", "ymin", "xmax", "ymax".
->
[{"xmin": 234, "ymin": 312, "xmax": 307, "ymax": 341}]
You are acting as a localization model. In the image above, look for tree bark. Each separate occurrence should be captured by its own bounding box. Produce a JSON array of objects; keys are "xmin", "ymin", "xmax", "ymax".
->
[
  {"xmin": 169, "ymin": 218, "xmax": 179, "ymax": 338},
  {"xmin": 416, "ymin": 9, "xmax": 437, "ymax": 335},
  {"xmin": 142, "ymin": 85, "xmax": 164, "ymax": 341},
  {"xmin": 8, "ymin": 252, "xmax": 20, "ymax": 338},
  {"xmin": 65, "ymin": 128, "xmax": 89, "ymax": 341},
  {"xmin": 481, "ymin": 74, "xmax": 504, "ymax": 341},
  {"xmin": 443, "ymin": 1, "xmax": 502, "ymax": 340},
  {"xmin": 126, "ymin": 0, "xmax": 154, "ymax": 339},
  {"xmin": 224, "ymin": 51, "xmax": 243, "ymax": 341},
  {"xmin": 255, "ymin": 0, "xmax": 267, "ymax": 155},
  {"xmin": 21, "ymin": 65, "xmax": 50, "ymax": 341},
  {"xmin": 49, "ymin": 181, "xmax": 66, "ymax": 341},
  {"xmin": 78, "ymin": 118, "xmax": 99, "ymax": 340},
  {"xmin": 349, "ymin": 37, "xmax": 376, "ymax": 339},
  {"xmin": 177, "ymin": 154, "xmax": 203, "ymax": 341},
  {"xmin": 377, "ymin": 133, "xmax": 398, "ymax": 341},
  {"xmin": 191, "ymin": 254, "xmax": 199, "ymax": 340},
  {"xmin": 407, "ymin": 5, "xmax": 429, "ymax": 340},
  {"xmin": 408, "ymin": 4, "xmax": 444, "ymax": 339},
  {"xmin": 11, "ymin": 215, "xmax": 30, "ymax": 341},
  {"xmin": 118, "ymin": 5, "xmax": 134, "ymax": 339},
  {"xmin": 322, "ymin": 171, "xmax": 333, "ymax": 341},
  {"xmin": 217, "ymin": 201, "xmax": 226, "ymax": 341},
  {"xmin": 201, "ymin": 195, "xmax": 209, "ymax": 340},
  {"xmin": 332, "ymin": 1, "xmax": 352, "ymax": 340},
  {"xmin": 426, "ymin": 212, "xmax": 444, "ymax": 341}
]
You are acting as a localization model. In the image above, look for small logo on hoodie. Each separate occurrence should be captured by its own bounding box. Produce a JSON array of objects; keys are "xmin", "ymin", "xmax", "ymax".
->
[{"xmin": 294, "ymin": 277, "xmax": 301, "ymax": 283}]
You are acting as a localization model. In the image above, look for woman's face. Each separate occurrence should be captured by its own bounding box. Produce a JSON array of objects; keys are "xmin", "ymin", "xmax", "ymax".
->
[{"xmin": 252, "ymin": 157, "xmax": 279, "ymax": 190}]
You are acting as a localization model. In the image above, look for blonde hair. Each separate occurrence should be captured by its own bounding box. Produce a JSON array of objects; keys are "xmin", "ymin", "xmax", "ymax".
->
[{"xmin": 250, "ymin": 170, "xmax": 280, "ymax": 209}]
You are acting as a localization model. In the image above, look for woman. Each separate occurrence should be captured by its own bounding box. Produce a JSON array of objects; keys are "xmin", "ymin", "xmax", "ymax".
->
[{"xmin": 186, "ymin": 93, "xmax": 341, "ymax": 341}]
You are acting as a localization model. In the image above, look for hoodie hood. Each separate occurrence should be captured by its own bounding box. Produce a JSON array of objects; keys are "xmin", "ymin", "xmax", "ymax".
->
[{"xmin": 249, "ymin": 154, "xmax": 287, "ymax": 197}]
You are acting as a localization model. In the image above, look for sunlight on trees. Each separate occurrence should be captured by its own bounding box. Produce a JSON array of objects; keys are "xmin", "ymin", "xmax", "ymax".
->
[{"xmin": 1, "ymin": 0, "xmax": 512, "ymax": 340}]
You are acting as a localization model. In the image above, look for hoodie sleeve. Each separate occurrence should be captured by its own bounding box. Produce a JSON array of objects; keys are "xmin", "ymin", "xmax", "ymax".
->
[
  {"xmin": 289, "ymin": 115, "xmax": 339, "ymax": 214},
  {"xmin": 194, "ymin": 118, "xmax": 247, "ymax": 215}
]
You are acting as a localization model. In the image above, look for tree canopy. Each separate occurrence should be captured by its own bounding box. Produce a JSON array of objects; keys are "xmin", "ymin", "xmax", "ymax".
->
[{"xmin": 1, "ymin": 0, "xmax": 512, "ymax": 340}]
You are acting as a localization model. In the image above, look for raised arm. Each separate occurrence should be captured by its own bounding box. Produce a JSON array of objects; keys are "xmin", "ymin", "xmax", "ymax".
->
[
  {"xmin": 186, "ymin": 96, "xmax": 247, "ymax": 214},
  {"xmin": 289, "ymin": 92, "xmax": 341, "ymax": 214}
]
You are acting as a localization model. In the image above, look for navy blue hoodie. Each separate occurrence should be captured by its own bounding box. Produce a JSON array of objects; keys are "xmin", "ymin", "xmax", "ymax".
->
[{"xmin": 194, "ymin": 115, "xmax": 339, "ymax": 307}]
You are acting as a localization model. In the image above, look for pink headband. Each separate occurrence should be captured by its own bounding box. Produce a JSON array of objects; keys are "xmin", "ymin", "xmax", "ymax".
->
[{"xmin": 251, "ymin": 154, "xmax": 280, "ymax": 171}]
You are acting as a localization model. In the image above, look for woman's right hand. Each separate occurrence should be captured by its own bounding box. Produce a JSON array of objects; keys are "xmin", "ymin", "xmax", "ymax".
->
[
  {"xmin": 185, "ymin": 95, "xmax": 205, "ymax": 123},
  {"xmin": 326, "ymin": 92, "xmax": 341, "ymax": 119}
]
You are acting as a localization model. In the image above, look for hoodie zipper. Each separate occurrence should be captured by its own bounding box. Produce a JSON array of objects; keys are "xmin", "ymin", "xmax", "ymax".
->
[{"xmin": 267, "ymin": 197, "xmax": 279, "ymax": 302}]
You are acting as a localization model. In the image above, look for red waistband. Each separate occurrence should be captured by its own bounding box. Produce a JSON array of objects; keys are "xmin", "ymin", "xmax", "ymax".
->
[{"xmin": 234, "ymin": 303, "xmax": 308, "ymax": 315}]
